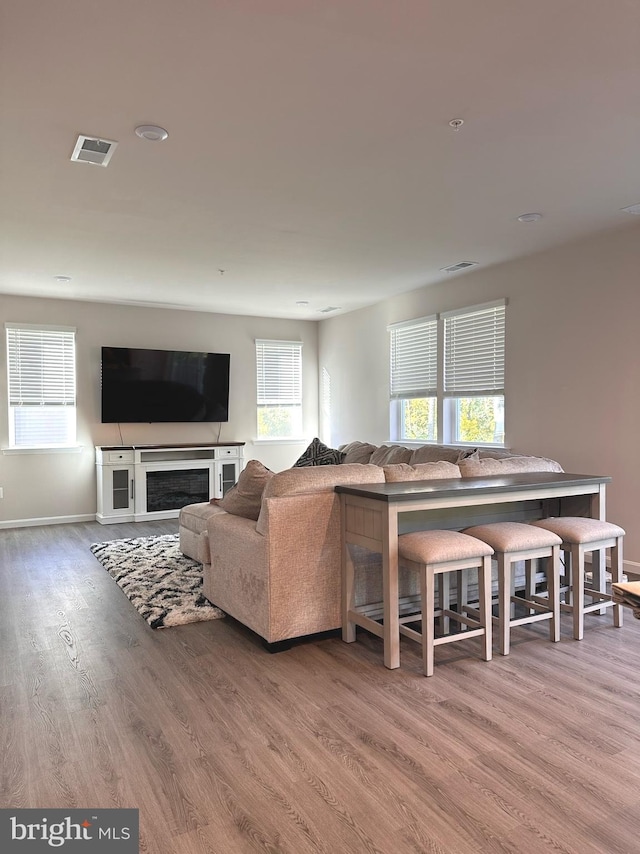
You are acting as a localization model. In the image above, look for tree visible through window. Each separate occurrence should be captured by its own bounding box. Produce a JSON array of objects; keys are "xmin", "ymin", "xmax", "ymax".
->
[{"xmin": 389, "ymin": 301, "xmax": 506, "ymax": 445}]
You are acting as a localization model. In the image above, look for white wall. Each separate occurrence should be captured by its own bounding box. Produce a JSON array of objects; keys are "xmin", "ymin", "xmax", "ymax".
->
[
  {"xmin": 319, "ymin": 221, "xmax": 640, "ymax": 565},
  {"xmin": 0, "ymin": 296, "xmax": 318, "ymax": 525}
]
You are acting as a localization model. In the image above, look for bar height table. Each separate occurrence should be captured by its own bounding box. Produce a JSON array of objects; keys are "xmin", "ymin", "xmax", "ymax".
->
[{"xmin": 336, "ymin": 472, "xmax": 610, "ymax": 669}]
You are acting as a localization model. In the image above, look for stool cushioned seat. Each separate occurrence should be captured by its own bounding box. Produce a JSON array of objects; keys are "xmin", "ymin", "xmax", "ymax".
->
[
  {"xmin": 398, "ymin": 530, "xmax": 494, "ymax": 564},
  {"xmin": 531, "ymin": 517, "xmax": 625, "ymax": 543},
  {"xmin": 463, "ymin": 521, "xmax": 562, "ymax": 552}
]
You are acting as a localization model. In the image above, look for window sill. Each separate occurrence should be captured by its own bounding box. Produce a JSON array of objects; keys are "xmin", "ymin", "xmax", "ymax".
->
[
  {"xmin": 394, "ymin": 441, "xmax": 509, "ymax": 450},
  {"xmin": 2, "ymin": 445, "xmax": 84, "ymax": 455},
  {"xmin": 252, "ymin": 438, "xmax": 307, "ymax": 445}
]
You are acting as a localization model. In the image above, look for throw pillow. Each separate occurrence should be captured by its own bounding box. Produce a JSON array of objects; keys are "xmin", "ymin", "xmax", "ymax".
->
[
  {"xmin": 293, "ymin": 437, "xmax": 345, "ymax": 467},
  {"xmin": 456, "ymin": 448, "xmax": 479, "ymax": 462},
  {"xmin": 217, "ymin": 459, "xmax": 273, "ymax": 520}
]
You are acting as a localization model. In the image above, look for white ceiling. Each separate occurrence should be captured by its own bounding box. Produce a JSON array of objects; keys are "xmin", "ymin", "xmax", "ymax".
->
[{"xmin": 1, "ymin": 0, "xmax": 639, "ymax": 320}]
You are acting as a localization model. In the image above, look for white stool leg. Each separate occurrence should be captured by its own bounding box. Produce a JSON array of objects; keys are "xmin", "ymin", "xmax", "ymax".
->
[
  {"xmin": 548, "ymin": 545, "xmax": 560, "ymax": 643},
  {"xmin": 498, "ymin": 553, "xmax": 510, "ymax": 656},
  {"xmin": 572, "ymin": 543, "xmax": 585, "ymax": 640},
  {"xmin": 423, "ymin": 566, "xmax": 436, "ymax": 677},
  {"xmin": 479, "ymin": 555, "xmax": 492, "ymax": 662}
]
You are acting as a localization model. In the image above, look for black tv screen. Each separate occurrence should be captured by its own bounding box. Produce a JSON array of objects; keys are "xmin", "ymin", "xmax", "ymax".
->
[{"xmin": 101, "ymin": 347, "xmax": 230, "ymax": 423}]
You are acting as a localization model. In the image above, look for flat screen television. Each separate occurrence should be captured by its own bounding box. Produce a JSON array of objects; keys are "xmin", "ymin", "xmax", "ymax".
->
[{"xmin": 101, "ymin": 346, "xmax": 230, "ymax": 423}]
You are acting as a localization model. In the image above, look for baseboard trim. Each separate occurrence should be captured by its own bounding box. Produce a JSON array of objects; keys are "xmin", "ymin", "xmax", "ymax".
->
[{"xmin": 0, "ymin": 514, "xmax": 95, "ymax": 530}]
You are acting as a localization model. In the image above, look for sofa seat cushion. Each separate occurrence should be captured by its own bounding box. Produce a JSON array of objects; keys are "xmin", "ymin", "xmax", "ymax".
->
[
  {"xmin": 383, "ymin": 461, "xmax": 461, "ymax": 482},
  {"xmin": 179, "ymin": 501, "xmax": 227, "ymax": 564},
  {"xmin": 179, "ymin": 501, "xmax": 227, "ymax": 534},
  {"xmin": 458, "ymin": 455, "xmax": 563, "ymax": 477},
  {"xmin": 218, "ymin": 459, "xmax": 273, "ymax": 520}
]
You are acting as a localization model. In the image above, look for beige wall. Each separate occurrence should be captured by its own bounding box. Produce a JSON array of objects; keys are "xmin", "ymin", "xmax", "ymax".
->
[
  {"xmin": 319, "ymin": 221, "xmax": 640, "ymax": 566},
  {"xmin": 0, "ymin": 296, "xmax": 318, "ymax": 525}
]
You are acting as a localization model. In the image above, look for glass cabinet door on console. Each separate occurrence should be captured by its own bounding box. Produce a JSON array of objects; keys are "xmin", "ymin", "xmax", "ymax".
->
[
  {"xmin": 110, "ymin": 467, "xmax": 134, "ymax": 511},
  {"xmin": 213, "ymin": 446, "xmax": 241, "ymax": 498},
  {"xmin": 218, "ymin": 460, "xmax": 239, "ymax": 497},
  {"xmin": 95, "ymin": 448, "xmax": 136, "ymax": 522}
]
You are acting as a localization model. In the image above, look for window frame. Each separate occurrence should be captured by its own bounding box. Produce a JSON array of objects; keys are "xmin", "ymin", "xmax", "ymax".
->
[
  {"xmin": 5, "ymin": 322, "xmax": 77, "ymax": 449},
  {"xmin": 255, "ymin": 339, "xmax": 303, "ymax": 440},
  {"xmin": 389, "ymin": 300, "xmax": 506, "ymax": 446}
]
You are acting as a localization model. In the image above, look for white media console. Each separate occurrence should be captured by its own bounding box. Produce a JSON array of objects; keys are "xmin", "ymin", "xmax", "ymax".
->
[{"xmin": 95, "ymin": 443, "xmax": 245, "ymax": 524}]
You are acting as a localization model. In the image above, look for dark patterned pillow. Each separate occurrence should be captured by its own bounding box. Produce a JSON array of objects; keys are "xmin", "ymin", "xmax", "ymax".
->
[
  {"xmin": 456, "ymin": 447, "xmax": 479, "ymax": 462},
  {"xmin": 293, "ymin": 437, "xmax": 345, "ymax": 467}
]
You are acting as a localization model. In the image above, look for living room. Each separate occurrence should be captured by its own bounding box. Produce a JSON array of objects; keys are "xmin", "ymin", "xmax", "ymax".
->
[{"xmin": 3, "ymin": 2, "xmax": 640, "ymax": 852}]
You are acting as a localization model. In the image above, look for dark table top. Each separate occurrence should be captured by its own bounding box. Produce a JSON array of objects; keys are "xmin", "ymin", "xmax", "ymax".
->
[{"xmin": 335, "ymin": 472, "xmax": 610, "ymax": 503}]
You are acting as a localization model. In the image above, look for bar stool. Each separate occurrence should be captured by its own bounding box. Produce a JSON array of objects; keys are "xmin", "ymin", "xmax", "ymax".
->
[
  {"xmin": 462, "ymin": 522, "xmax": 562, "ymax": 656},
  {"xmin": 397, "ymin": 530, "xmax": 494, "ymax": 676},
  {"xmin": 530, "ymin": 517, "xmax": 624, "ymax": 639}
]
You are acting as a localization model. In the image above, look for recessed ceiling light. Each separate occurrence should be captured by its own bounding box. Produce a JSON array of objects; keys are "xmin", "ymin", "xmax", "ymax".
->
[
  {"xmin": 296, "ymin": 300, "xmax": 309, "ymax": 307},
  {"xmin": 54, "ymin": 275, "xmax": 72, "ymax": 284},
  {"xmin": 134, "ymin": 125, "xmax": 169, "ymax": 142},
  {"xmin": 621, "ymin": 203, "xmax": 640, "ymax": 215},
  {"xmin": 517, "ymin": 212, "xmax": 542, "ymax": 223}
]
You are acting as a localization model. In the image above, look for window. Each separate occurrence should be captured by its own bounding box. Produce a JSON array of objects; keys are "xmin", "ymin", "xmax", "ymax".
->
[
  {"xmin": 256, "ymin": 339, "xmax": 302, "ymax": 439},
  {"xmin": 389, "ymin": 315, "xmax": 438, "ymax": 442},
  {"xmin": 389, "ymin": 300, "xmax": 506, "ymax": 445},
  {"xmin": 6, "ymin": 323, "xmax": 77, "ymax": 448}
]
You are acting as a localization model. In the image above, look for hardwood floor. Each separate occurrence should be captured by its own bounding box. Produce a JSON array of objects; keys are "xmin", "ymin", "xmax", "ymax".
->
[{"xmin": 2, "ymin": 520, "xmax": 640, "ymax": 853}]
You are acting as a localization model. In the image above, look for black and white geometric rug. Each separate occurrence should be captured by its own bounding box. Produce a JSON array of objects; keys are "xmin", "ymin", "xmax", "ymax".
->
[{"xmin": 90, "ymin": 533, "xmax": 225, "ymax": 629}]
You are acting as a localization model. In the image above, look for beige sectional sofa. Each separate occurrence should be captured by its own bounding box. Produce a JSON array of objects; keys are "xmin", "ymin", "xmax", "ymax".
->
[{"xmin": 179, "ymin": 441, "xmax": 563, "ymax": 646}]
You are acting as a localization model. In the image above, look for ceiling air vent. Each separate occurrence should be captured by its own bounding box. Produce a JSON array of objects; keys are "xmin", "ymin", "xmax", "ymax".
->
[
  {"xmin": 440, "ymin": 261, "xmax": 478, "ymax": 273},
  {"xmin": 318, "ymin": 306, "xmax": 341, "ymax": 314},
  {"xmin": 70, "ymin": 135, "xmax": 118, "ymax": 167}
]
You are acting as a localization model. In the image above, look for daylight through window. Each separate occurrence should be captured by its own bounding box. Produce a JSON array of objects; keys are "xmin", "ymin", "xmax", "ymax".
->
[
  {"xmin": 6, "ymin": 323, "xmax": 77, "ymax": 447},
  {"xmin": 255, "ymin": 339, "xmax": 303, "ymax": 439},
  {"xmin": 389, "ymin": 300, "xmax": 506, "ymax": 445}
]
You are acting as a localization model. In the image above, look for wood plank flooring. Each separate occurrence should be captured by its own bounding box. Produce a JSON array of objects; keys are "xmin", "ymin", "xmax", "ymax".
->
[{"xmin": 2, "ymin": 520, "xmax": 640, "ymax": 853}]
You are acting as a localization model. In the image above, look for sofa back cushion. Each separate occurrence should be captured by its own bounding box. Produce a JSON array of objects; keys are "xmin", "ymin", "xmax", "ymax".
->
[
  {"xmin": 369, "ymin": 445, "xmax": 413, "ymax": 466},
  {"xmin": 409, "ymin": 445, "xmax": 465, "ymax": 464},
  {"xmin": 458, "ymin": 455, "xmax": 563, "ymax": 477},
  {"xmin": 256, "ymin": 463, "xmax": 384, "ymax": 535},
  {"xmin": 383, "ymin": 461, "xmax": 461, "ymax": 482},
  {"xmin": 339, "ymin": 441, "xmax": 377, "ymax": 464},
  {"xmin": 217, "ymin": 460, "xmax": 274, "ymax": 520}
]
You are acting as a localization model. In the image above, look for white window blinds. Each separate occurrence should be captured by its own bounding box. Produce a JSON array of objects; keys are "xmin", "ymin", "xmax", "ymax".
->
[
  {"xmin": 256, "ymin": 340, "xmax": 302, "ymax": 405},
  {"xmin": 443, "ymin": 301, "xmax": 505, "ymax": 396},
  {"xmin": 6, "ymin": 324, "xmax": 76, "ymax": 406},
  {"xmin": 389, "ymin": 316, "xmax": 437, "ymax": 399}
]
